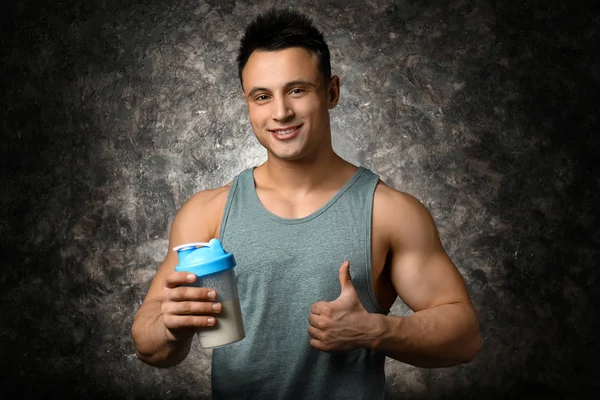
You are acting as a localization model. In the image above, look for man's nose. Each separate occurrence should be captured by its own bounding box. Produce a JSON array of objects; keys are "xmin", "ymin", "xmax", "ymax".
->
[{"xmin": 271, "ymin": 96, "xmax": 294, "ymax": 121}]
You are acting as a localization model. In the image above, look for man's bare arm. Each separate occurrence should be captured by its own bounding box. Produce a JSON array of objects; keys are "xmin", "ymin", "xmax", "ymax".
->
[
  {"xmin": 370, "ymin": 189, "xmax": 481, "ymax": 367},
  {"xmin": 131, "ymin": 187, "xmax": 228, "ymax": 368}
]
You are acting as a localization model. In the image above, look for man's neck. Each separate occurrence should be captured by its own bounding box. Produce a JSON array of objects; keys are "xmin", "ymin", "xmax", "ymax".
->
[{"xmin": 258, "ymin": 151, "xmax": 352, "ymax": 195}]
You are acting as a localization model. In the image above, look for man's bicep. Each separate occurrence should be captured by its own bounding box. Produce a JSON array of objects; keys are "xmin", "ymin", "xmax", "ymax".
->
[
  {"xmin": 390, "ymin": 249, "xmax": 470, "ymax": 312},
  {"xmin": 386, "ymin": 192, "xmax": 470, "ymax": 312}
]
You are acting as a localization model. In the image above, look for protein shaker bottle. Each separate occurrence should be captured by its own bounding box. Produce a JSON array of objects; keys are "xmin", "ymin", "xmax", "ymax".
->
[{"xmin": 173, "ymin": 238, "xmax": 245, "ymax": 348}]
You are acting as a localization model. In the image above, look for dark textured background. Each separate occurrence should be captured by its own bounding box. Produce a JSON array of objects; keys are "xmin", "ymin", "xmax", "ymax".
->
[{"xmin": 1, "ymin": 0, "xmax": 598, "ymax": 398}]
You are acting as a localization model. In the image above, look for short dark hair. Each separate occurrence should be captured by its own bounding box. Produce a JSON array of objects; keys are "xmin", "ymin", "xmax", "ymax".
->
[{"xmin": 237, "ymin": 8, "xmax": 331, "ymax": 87}]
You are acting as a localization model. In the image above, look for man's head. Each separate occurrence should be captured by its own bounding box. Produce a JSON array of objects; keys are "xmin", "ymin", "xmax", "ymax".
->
[
  {"xmin": 237, "ymin": 8, "xmax": 331, "ymax": 88},
  {"xmin": 236, "ymin": 9, "xmax": 340, "ymax": 163}
]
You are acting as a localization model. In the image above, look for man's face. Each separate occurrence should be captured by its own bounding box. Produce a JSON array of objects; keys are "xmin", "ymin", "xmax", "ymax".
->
[{"xmin": 241, "ymin": 47, "xmax": 339, "ymax": 162}]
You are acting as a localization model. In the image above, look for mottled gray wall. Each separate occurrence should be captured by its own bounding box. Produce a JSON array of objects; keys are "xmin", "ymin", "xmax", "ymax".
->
[{"xmin": 1, "ymin": 0, "xmax": 598, "ymax": 398}]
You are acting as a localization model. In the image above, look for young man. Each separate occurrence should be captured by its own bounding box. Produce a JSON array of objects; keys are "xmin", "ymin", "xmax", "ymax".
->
[{"xmin": 132, "ymin": 8, "xmax": 480, "ymax": 399}]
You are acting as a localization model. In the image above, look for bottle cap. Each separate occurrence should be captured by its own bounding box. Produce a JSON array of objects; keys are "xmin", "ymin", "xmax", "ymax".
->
[{"xmin": 174, "ymin": 238, "xmax": 236, "ymax": 277}]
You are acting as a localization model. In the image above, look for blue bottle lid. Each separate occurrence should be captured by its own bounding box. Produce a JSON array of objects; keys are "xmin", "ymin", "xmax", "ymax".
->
[{"xmin": 173, "ymin": 238, "xmax": 236, "ymax": 277}]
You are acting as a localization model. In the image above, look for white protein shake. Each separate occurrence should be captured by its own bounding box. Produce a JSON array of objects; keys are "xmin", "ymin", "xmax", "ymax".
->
[{"xmin": 199, "ymin": 298, "xmax": 245, "ymax": 348}]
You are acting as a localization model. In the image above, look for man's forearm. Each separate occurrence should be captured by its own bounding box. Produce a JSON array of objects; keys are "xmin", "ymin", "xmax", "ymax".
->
[
  {"xmin": 370, "ymin": 303, "xmax": 480, "ymax": 368},
  {"xmin": 131, "ymin": 300, "xmax": 193, "ymax": 368}
]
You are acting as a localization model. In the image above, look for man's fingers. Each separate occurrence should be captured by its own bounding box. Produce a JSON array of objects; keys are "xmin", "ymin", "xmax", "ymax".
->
[
  {"xmin": 308, "ymin": 325, "xmax": 329, "ymax": 342},
  {"xmin": 162, "ymin": 301, "xmax": 222, "ymax": 316},
  {"xmin": 308, "ymin": 313, "xmax": 328, "ymax": 330},
  {"xmin": 338, "ymin": 260, "xmax": 352, "ymax": 287},
  {"xmin": 160, "ymin": 273, "xmax": 221, "ymax": 332},
  {"xmin": 167, "ymin": 286, "xmax": 217, "ymax": 302},
  {"xmin": 311, "ymin": 301, "xmax": 328, "ymax": 315},
  {"xmin": 309, "ymin": 338, "xmax": 331, "ymax": 352},
  {"xmin": 164, "ymin": 271, "xmax": 197, "ymax": 288},
  {"xmin": 163, "ymin": 314, "xmax": 218, "ymax": 330}
]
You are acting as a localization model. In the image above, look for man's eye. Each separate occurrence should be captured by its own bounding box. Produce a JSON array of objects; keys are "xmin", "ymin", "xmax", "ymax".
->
[
  {"xmin": 290, "ymin": 88, "xmax": 304, "ymax": 95},
  {"xmin": 255, "ymin": 95, "xmax": 269, "ymax": 101}
]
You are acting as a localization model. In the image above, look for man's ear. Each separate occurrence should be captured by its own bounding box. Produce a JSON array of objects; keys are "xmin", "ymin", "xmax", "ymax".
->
[{"xmin": 327, "ymin": 75, "xmax": 341, "ymax": 109}]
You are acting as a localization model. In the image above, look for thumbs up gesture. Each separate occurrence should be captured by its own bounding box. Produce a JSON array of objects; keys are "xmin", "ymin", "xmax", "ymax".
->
[{"xmin": 308, "ymin": 261, "xmax": 380, "ymax": 352}]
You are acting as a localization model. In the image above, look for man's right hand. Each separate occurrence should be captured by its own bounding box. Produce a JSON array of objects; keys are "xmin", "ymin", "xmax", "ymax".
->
[{"xmin": 161, "ymin": 271, "xmax": 222, "ymax": 342}]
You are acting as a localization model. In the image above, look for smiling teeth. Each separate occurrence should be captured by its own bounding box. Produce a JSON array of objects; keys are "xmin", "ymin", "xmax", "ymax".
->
[{"xmin": 275, "ymin": 128, "xmax": 297, "ymax": 135}]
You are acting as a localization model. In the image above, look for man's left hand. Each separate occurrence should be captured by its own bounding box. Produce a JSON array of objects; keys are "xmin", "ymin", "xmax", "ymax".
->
[{"xmin": 308, "ymin": 261, "xmax": 381, "ymax": 352}]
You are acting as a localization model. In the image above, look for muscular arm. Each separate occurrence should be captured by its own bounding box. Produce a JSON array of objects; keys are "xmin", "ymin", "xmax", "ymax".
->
[
  {"xmin": 370, "ymin": 190, "xmax": 481, "ymax": 367},
  {"xmin": 131, "ymin": 187, "xmax": 228, "ymax": 368}
]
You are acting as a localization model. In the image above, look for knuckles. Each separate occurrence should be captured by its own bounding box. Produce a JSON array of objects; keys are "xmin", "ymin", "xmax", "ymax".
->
[
  {"xmin": 180, "ymin": 301, "xmax": 194, "ymax": 314},
  {"xmin": 183, "ymin": 315, "xmax": 198, "ymax": 327},
  {"xmin": 320, "ymin": 305, "xmax": 333, "ymax": 317},
  {"xmin": 165, "ymin": 286, "xmax": 185, "ymax": 301},
  {"xmin": 162, "ymin": 314, "xmax": 177, "ymax": 328},
  {"xmin": 318, "ymin": 319, "xmax": 330, "ymax": 330},
  {"xmin": 311, "ymin": 302, "xmax": 334, "ymax": 317}
]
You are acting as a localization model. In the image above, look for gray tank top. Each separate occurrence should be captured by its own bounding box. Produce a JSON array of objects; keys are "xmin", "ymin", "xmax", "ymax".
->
[{"xmin": 213, "ymin": 166, "xmax": 389, "ymax": 399}]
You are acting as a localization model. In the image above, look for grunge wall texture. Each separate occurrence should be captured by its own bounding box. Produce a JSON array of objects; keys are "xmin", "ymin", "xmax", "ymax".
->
[{"xmin": 1, "ymin": 0, "xmax": 598, "ymax": 398}]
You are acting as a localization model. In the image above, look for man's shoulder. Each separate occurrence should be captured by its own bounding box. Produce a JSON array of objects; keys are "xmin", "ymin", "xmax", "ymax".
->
[
  {"xmin": 172, "ymin": 183, "xmax": 232, "ymax": 236},
  {"xmin": 373, "ymin": 181, "xmax": 436, "ymax": 242},
  {"xmin": 183, "ymin": 182, "xmax": 232, "ymax": 214},
  {"xmin": 373, "ymin": 180, "xmax": 422, "ymax": 212}
]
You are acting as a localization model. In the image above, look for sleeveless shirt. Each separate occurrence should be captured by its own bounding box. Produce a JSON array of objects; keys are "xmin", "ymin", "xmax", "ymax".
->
[{"xmin": 212, "ymin": 166, "xmax": 389, "ymax": 399}]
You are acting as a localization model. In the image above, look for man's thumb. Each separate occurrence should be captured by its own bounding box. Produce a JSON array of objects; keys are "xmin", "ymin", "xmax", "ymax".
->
[{"xmin": 338, "ymin": 261, "xmax": 357, "ymax": 295}]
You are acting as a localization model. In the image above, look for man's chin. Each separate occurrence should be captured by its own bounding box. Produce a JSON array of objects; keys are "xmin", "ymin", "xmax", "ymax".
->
[{"xmin": 267, "ymin": 149, "xmax": 306, "ymax": 162}]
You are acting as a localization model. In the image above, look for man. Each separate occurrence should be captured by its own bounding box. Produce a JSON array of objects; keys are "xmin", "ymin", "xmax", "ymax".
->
[{"xmin": 132, "ymin": 8, "xmax": 480, "ymax": 399}]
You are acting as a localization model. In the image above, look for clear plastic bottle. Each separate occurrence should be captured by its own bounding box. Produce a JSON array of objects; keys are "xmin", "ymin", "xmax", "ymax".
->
[{"xmin": 174, "ymin": 239, "xmax": 245, "ymax": 348}]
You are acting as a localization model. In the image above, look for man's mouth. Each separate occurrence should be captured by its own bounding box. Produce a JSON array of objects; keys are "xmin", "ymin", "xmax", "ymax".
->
[
  {"xmin": 270, "ymin": 125, "xmax": 302, "ymax": 135},
  {"xmin": 269, "ymin": 124, "xmax": 303, "ymax": 140}
]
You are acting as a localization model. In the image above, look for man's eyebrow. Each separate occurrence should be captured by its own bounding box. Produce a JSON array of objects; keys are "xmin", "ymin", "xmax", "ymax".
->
[
  {"xmin": 247, "ymin": 87, "xmax": 269, "ymax": 98},
  {"xmin": 246, "ymin": 80, "xmax": 318, "ymax": 98},
  {"xmin": 285, "ymin": 80, "xmax": 317, "ymax": 89}
]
